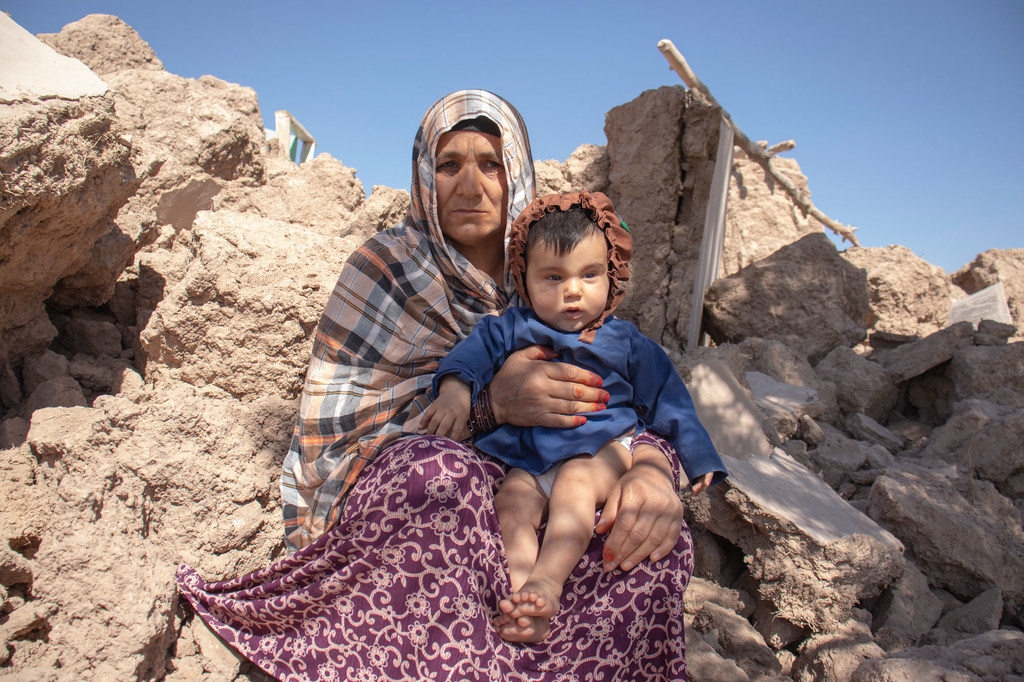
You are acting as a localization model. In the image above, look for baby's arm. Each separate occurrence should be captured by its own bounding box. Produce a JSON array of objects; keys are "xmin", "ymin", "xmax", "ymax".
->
[
  {"xmin": 628, "ymin": 335, "xmax": 727, "ymax": 491},
  {"xmin": 418, "ymin": 375, "xmax": 472, "ymax": 441}
]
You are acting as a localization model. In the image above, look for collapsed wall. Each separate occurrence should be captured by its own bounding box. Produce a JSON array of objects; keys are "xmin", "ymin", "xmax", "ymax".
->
[
  {"xmin": 605, "ymin": 86, "xmax": 718, "ymax": 349},
  {"xmin": 1, "ymin": 12, "xmax": 1022, "ymax": 681},
  {"xmin": 0, "ymin": 13, "xmax": 143, "ymax": 369}
]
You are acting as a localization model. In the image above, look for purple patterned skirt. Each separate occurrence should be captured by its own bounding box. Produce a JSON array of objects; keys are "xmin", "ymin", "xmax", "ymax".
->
[{"xmin": 176, "ymin": 435, "xmax": 694, "ymax": 680}]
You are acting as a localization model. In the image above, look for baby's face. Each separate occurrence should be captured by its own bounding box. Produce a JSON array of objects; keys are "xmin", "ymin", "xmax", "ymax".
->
[{"xmin": 524, "ymin": 232, "xmax": 610, "ymax": 333}]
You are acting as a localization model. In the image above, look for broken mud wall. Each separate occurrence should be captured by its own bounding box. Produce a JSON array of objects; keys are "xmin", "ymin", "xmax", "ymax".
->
[
  {"xmin": 2, "ymin": 12, "xmax": 1023, "ymax": 681},
  {"xmin": 605, "ymin": 86, "xmax": 720, "ymax": 349},
  {"xmin": 604, "ymin": 86, "xmax": 834, "ymax": 352}
]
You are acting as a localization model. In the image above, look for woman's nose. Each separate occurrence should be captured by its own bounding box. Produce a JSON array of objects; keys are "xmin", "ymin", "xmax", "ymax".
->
[{"xmin": 455, "ymin": 165, "xmax": 484, "ymax": 196}]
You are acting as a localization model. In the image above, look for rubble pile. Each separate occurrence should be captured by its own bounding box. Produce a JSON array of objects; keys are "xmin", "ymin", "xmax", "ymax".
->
[{"xmin": 1, "ymin": 13, "xmax": 1021, "ymax": 681}]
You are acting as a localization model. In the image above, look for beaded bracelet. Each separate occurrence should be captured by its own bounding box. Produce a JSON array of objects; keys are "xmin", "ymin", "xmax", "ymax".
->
[{"xmin": 467, "ymin": 384, "xmax": 498, "ymax": 437}]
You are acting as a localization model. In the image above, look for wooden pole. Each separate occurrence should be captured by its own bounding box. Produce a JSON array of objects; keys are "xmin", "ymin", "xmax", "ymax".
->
[
  {"xmin": 657, "ymin": 39, "xmax": 859, "ymax": 246},
  {"xmin": 687, "ymin": 117, "xmax": 735, "ymax": 351}
]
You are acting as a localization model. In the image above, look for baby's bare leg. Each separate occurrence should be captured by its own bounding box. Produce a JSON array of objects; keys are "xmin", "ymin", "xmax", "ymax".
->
[
  {"xmin": 493, "ymin": 468, "xmax": 546, "ymax": 592},
  {"xmin": 493, "ymin": 469, "xmax": 549, "ymax": 642},
  {"xmin": 504, "ymin": 441, "xmax": 631, "ymax": 642}
]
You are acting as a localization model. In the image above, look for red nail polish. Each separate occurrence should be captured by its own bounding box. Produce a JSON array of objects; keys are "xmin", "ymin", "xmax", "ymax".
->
[
  {"xmin": 596, "ymin": 403, "xmax": 606, "ymax": 411},
  {"xmin": 603, "ymin": 549, "xmax": 615, "ymax": 562},
  {"xmin": 575, "ymin": 415, "xmax": 587, "ymax": 427}
]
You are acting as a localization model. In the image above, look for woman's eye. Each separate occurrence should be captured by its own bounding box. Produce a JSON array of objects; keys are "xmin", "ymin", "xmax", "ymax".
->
[
  {"xmin": 546, "ymin": 275, "xmax": 561, "ymax": 282},
  {"xmin": 438, "ymin": 161, "xmax": 457, "ymax": 172}
]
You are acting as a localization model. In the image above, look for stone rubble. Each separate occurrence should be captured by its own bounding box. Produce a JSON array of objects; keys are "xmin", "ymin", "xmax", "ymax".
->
[
  {"xmin": 703, "ymin": 232, "xmax": 872, "ymax": 364},
  {"xmin": 1, "ymin": 13, "xmax": 1022, "ymax": 681}
]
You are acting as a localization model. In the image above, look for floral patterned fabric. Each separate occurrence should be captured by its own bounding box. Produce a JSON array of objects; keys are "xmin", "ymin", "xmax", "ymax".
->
[{"xmin": 177, "ymin": 435, "xmax": 694, "ymax": 681}]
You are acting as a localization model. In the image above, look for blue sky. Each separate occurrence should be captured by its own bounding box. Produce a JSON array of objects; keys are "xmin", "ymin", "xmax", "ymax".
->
[{"xmin": 7, "ymin": 0, "xmax": 1022, "ymax": 273}]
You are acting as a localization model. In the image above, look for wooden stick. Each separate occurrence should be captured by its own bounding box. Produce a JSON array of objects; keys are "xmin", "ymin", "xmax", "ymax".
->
[
  {"xmin": 765, "ymin": 140, "xmax": 795, "ymax": 156},
  {"xmin": 657, "ymin": 40, "xmax": 859, "ymax": 246}
]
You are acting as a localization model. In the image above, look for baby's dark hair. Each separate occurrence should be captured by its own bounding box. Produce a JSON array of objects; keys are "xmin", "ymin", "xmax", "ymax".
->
[{"xmin": 525, "ymin": 207, "xmax": 604, "ymax": 257}]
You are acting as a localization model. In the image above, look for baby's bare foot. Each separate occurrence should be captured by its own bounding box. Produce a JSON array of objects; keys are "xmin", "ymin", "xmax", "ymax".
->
[
  {"xmin": 494, "ymin": 574, "xmax": 563, "ymax": 643},
  {"xmin": 507, "ymin": 574, "xmax": 561, "ymax": 619},
  {"xmin": 492, "ymin": 610, "xmax": 519, "ymax": 635},
  {"xmin": 495, "ymin": 595, "xmax": 549, "ymax": 643},
  {"xmin": 493, "ymin": 610, "xmax": 546, "ymax": 642}
]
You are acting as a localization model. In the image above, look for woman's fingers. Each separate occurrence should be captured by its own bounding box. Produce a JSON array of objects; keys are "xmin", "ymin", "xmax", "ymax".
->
[
  {"xmin": 532, "ymin": 409, "xmax": 590, "ymax": 430},
  {"xmin": 542, "ymin": 357, "xmax": 605, "ymax": 390},
  {"xmin": 600, "ymin": 481, "xmax": 642, "ymax": 568},
  {"xmin": 651, "ymin": 517, "xmax": 680, "ymax": 560},
  {"xmin": 621, "ymin": 511, "xmax": 678, "ymax": 569},
  {"xmin": 601, "ymin": 498, "xmax": 645, "ymax": 571},
  {"xmin": 594, "ymin": 483, "xmax": 621, "ymax": 536},
  {"xmin": 603, "ymin": 500, "xmax": 681, "ymax": 571},
  {"xmin": 544, "ymin": 362, "xmax": 609, "ymax": 412},
  {"xmin": 512, "ymin": 344, "xmax": 559, "ymax": 362},
  {"xmin": 491, "ymin": 345, "xmax": 610, "ymax": 427}
]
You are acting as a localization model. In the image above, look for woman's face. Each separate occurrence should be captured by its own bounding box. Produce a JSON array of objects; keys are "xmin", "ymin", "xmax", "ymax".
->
[{"xmin": 434, "ymin": 130, "xmax": 508, "ymax": 263}]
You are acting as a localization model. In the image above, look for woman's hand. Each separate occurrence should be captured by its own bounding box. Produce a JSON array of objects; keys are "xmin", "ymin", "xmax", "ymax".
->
[
  {"xmin": 489, "ymin": 345, "xmax": 609, "ymax": 428},
  {"xmin": 595, "ymin": 443, "xmax": 683, "ymax": 572}
]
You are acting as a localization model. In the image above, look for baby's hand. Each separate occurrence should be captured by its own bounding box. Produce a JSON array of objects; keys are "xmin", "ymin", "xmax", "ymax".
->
[
  {"xmin": 418, "ymin": 377, "xmax": 472, "ymax": 441},
  {"xmin": 689, "ymin": 472, "xmax": 715, "ymax": 495}
]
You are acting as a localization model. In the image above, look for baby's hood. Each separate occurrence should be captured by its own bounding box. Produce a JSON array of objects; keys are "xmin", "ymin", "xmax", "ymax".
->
[{"xmin": 507, "ymin": 190, "xmax": 632, "ymax": 343}]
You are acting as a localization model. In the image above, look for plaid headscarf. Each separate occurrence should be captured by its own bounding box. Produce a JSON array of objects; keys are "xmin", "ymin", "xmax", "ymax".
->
[{"xmin": 281, "ymin": 90, "xmax": 535, "ymax": 550}]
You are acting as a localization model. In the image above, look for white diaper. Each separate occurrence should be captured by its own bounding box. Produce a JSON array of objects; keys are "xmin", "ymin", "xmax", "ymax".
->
[
  {"xmin": 533, "ymin": 433, "xmax": 634, "ymax": 498},
  {"xmin": 533, "ymin": 463, "xmax": 562, "ymax": 498}
]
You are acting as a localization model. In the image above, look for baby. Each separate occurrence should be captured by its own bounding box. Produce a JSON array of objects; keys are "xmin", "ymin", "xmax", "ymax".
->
[{"xmin": 419, "ymin": 191, "xmax": 725, "ymax": 642}]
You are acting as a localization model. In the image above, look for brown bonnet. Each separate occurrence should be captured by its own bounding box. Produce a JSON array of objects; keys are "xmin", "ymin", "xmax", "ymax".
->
[{"xmin": 507, "ymin": 190, "xmax": 632, "ymax": 343}]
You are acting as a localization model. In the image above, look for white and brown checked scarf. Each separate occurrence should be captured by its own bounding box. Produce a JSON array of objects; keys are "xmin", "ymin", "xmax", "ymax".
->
[{"xmin": 281, "ymin": 90, "xmax": 536, "ymax": 550}]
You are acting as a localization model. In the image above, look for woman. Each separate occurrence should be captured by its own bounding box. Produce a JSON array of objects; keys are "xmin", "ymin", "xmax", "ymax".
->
[{"xmin": 177, "ymin": 90, "xmax": 697, "ymax": 680}]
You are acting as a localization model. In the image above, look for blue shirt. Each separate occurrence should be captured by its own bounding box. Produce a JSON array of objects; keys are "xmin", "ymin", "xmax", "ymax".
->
[{"xmin": 433, "ymin": 307, "xmax": 726, "ymax": 484}]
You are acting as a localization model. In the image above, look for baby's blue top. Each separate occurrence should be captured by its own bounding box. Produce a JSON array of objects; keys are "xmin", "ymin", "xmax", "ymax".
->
[{"xmin": 432, "ymin": 307, "xmax": 727, "ymax": 484}]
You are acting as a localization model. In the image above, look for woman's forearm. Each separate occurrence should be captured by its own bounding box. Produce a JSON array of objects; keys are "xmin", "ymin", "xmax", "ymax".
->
[{"xmin": 628, "ymin": 438, "xmax": 676, "ymax": 490}]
